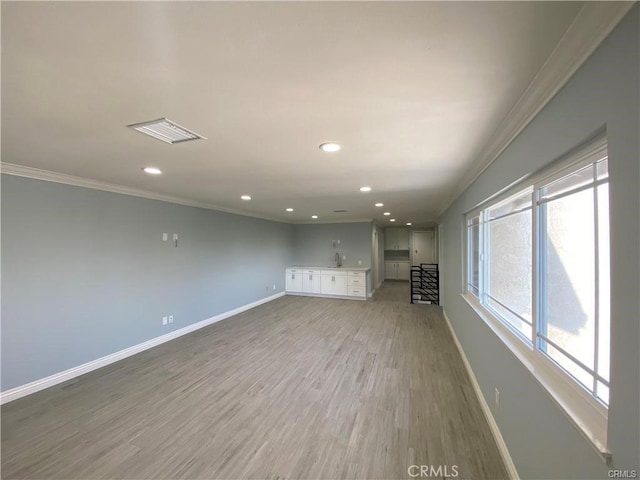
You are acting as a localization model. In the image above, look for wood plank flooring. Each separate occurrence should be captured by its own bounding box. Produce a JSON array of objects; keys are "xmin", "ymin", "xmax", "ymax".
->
[{"xmin": 1, "ymin": 281, "xmax": 509, "ymax": 479}]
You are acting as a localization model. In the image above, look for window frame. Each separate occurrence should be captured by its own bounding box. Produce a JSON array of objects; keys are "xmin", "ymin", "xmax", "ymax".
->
[{"xmin": 462, "ymin": 135, "xmax": 611, "ymax": 461}]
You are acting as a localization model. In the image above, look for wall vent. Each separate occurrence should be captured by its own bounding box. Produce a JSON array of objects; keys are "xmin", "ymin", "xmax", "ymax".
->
[
  {"xmin": 333, "ymin": 209, "xmax": 349, "ymax": 213},
  {"xmin": 127, "ymin": 118, "xmax": 206, "ymax": 144}
]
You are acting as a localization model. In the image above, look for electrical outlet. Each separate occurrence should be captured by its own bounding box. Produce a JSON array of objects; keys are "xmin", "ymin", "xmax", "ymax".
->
[
  {"xmin": 162, "ymin": 316, "xmax": 168, "ymax": 325},
  {"xmin": 272, "ymin": 284, "xmax": 276, "ymax": 290},
  {"xmin": 358, "ymin": 260, "xmax": 362, "ymax": 265},
  {"xmin": 162, "ymin": 233, "xmax": 168, "ymax": 241},
  {"xmin": 494, "ymin": 388, "xmax": 500, "ymax": 407},
  {"xmin": 343, "ymin": 255, "xmax": 346, "ymax": 260},
  {"xmin": 168, "ymin": 315, "xmax": 174, "ymax": 324}
]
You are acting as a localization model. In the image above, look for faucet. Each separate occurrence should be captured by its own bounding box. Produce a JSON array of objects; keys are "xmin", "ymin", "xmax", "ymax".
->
[{"xmin": 335, "ymin": 252, "xmax": 342, "ymax": 267}]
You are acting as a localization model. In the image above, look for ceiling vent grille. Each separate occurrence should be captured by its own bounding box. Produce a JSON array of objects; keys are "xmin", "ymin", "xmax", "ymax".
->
[{"xmin": 127, "ymin": 118, "xmax": 206, "ymax": 144}]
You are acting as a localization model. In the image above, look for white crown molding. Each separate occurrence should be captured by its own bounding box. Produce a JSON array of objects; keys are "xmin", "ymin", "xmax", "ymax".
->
[
  {"xmin": 294, "ymin": 218, "xmax": 373, "ymax": 225},
  {"xmin": 438, "ymin": 1, "xmax": 635, "ymax": 217},
  {"xmin": 0, "ymin": 162, "xmax": 288, "ymax": 224}
]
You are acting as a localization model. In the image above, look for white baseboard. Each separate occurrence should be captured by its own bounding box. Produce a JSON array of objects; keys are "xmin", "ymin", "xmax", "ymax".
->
[
  {"xmin": 442, "ymin": 309, "xmax": 520, "ymax": 480},
  {"xmin": 0, "ymin": 292, "xmax": 286, "ymax": 405}
]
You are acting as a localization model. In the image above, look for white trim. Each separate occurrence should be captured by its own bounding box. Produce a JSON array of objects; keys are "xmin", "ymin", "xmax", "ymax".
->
[
  {"xmin": 463, "ymin": 134, "xmax": 607, "ymax": 218},
  {"xmin": 460, "ymin": 293, "xmax": 611, "ymax": 464},
  {"xmin": 294, "ymin": 219, "xmax": 373, "ymax": 225},
  {"xmin": 0, "ymin": 162, "xmax": 287, "ymax": 224},
  {"xmin": 0, "ymin": 292, "xmax": 285, "ymax": 405},
  {"xmin": 438, "ymin": 2, "xmax": 633, "ymax": 216},
  {"xmin": 1, "ymin": 162, "xmax": 376, "ymax": 226},
  {"xmin": 442, "ymin": 310, "xmax": 520, "ymax": 480}
]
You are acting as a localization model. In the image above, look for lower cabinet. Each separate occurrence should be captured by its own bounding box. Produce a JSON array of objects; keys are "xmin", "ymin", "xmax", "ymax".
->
[
  {"xmin": 321, "ymin": 270, "xmax": 348, "ymax": 296},
  {"xmin": 347, "ymin": 270, "xmax": 366, "ymax": 298},
  {"xmin": 285, "ymin": 268, "xmax": 303, "ymax": 292},
  {"xmin": 302, "ymin": 269, "xmax": 322, "ymax": 294},
  {"xmin": 286, "ymin": 268, "xmax": 367, "ymax": 300},
  {"xmin": 385, "ymin": 261, "xmax": 410, "ymax": 281}
]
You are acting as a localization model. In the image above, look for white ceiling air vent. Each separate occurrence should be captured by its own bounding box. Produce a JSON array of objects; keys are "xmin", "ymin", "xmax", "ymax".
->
[{"xmin": 127, "ymin": 118, "xmax": 206, "ymax": 144}]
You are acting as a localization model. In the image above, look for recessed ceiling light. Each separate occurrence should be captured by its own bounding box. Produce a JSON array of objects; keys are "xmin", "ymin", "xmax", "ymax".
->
[
  {"xmin": 143, "ymin": 167, "xmax": 162, "ymax": 175},
  {"xmin": 390, "ymin": 218, "xmax": 396, "ymax": 222},
  {"xmin": 128, "ymin": 118, "xmax": 206, "ymax": 144},
  {"xmin": 384, "ymin": 212, "xmax": 391, "ymax": 216},
  {"xmin": 360, "ymin": 186, "xmax": 372, "ymax": 192},
  {"xmin": 406, "ymin": 222, "xmax": 412, "ymax": 226},
  {"xmin": 375, "ymin": 203, "xmax": 384, "ymax": 207},
  {"xmin": 312, "ymin": 215, "xmax": 318, "ymax": 219},
  {"xmin": 240, "ymin": 195, "xmax": 251, "ymax": 201},
  {"xmin": 319, "ymin": 142, "xmax": 341, "ymax": 152},
  {"xmin": 286, "ymin": 208, "xmax": 294, "ymax": 212}
]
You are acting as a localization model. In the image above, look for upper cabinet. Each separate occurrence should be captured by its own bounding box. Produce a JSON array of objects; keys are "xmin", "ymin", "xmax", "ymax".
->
[{"xmin": 384, "ymin": 227, "xmax": 410, "ymax": 250}]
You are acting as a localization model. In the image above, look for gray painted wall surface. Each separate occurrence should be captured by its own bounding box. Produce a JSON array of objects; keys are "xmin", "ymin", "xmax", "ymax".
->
[
  {"xmin": 439, "ymin": 7, "xmax": 639, "ymax": 479},
  {"xmin": 291, "ymin": 222, "xmax": 372, "ymax": 269},
  {"xmin": 291, "ymin": 222, "xmax": 374, "ymax": 293},
  {"xmin": 1, "ymin": 175, "xmax": 294, "ymax": 391}
]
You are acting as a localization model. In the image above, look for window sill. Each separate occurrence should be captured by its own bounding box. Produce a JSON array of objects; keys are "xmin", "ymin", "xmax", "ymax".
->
[{"xmin": 460, "ymin": 292, "xmax": 612, "ymax": 465}]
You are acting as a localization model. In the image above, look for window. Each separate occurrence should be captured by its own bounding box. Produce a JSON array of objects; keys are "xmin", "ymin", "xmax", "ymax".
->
[
  {"xmin": 536, "ymin": 159, "xmax": 610, "ymax": 405},
  {"xmin": 485, "ymin": 189, "xmax": 533, "ymax": 341},
  {"xmin": 464, "ymin": 136, "xmax": 610, "ymax": 453}
]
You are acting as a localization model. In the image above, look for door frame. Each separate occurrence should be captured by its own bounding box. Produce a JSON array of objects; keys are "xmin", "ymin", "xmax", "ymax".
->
[{"xmin": 411, "ymin": 228, "xmax": 438, "ymax": 266}]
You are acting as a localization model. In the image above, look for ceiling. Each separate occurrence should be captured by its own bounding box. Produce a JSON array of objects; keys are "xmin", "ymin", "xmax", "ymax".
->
[{"xmin": 1, "ymin": 1, "xmax": 587, "ymax": 226}]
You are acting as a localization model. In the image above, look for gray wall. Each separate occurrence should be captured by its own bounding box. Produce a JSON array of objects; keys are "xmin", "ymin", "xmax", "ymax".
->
[
  {"xmin": 439, "ymin": 6, "xmax": 638, "ymax": 479},
  {"xmin": 291, "ymin": 222, "xmax": 374, "ymax": 293},
  {"xmin": 291, "ymin": 222, "xmax": 372, "ymax": 269},
  {"xmin": 1, "ymin": 175, "xmax": 294, "ymax": 391}
]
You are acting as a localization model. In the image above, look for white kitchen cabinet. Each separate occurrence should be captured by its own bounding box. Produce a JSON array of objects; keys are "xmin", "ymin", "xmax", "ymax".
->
[
  {"xmin": 385, "ymin": 261, "xmax": 410, "ymax": 281},
  {"xmin": 321, "ymin": 270, "xmax": 348, "ymax": 296},
  {"xmin": 348, "ymin": 271, "xmax": 366, "ymax": 297},
  {"xmin": 285, "ymin": 268, "xmax": 303, "ymax": 292},
  {"xmin": 397, "ymin": 262, "xmax": 410, "ymax": 280},
  {"xmin": 396, "ymin": 228, "xmax": 410, "ymax": 250},
  {"xmin": 302, "ymin": 269, "xmax": 322, "ymax": 294},
  {"xmin": 384, "ymin": 228, "xmax": 410, "ymax": 250},
  {"xmin": 286, "ymin": 267, "xmax": 368, "ymax": 300},
  {"xmin": 384, "ymin": 261, "xmax": 396, "ymax": 280}
]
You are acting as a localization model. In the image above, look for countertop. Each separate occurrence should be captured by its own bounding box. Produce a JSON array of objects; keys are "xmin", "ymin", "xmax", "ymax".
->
[{"xmin": 287, "ymin": 265, "xmax": 371, "ymax": 272}]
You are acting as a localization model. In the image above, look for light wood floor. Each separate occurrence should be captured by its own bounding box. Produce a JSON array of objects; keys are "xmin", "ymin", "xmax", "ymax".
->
[{"xmin": 1, "ymin": 281, "xmax": 509, "ymax": 480}]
